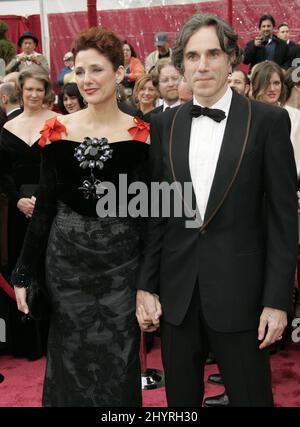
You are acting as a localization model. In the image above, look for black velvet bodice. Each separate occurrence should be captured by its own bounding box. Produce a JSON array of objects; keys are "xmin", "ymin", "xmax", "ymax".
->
[{"xmin": 45, "ymin": 139, "xmax": 148, "ymax": 217}]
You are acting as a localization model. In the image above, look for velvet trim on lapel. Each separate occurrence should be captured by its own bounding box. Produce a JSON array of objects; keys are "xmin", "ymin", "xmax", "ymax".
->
[
  {"xmin": 202, "ymin": 91, "xmax": 251, "ymax": 228},
  {"xmin": 168, "ymin": 101, "xmax": 198, "ymax": 221}
]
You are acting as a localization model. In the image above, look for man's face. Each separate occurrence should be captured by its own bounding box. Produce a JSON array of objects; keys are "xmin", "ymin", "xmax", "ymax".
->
[
  {"xmin": 260, "ymin": 19, "xmax": 274, "ymax": 38},
  {"xmin": 277, "ymin": 25, "xmax": 289, "ymax": 42},
  {"xmin": 158, "ymin": 65, "xmax": 180, "ymax": 103},
  {"xmin": 228, "ymin": 70, "xmax": 249, "ymax": 96},
  {"xmin": 21, "ymin": 38, "xmax": 36, "ymax": 55},
  {"xmin": 183, "ymin": 26, "xmax": 231, "ymax": 107}
]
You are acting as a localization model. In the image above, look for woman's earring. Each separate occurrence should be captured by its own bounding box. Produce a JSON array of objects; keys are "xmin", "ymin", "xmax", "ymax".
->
[{"xmin": 116, "ymin": 82, "xmax": 122, "ymax": 101}]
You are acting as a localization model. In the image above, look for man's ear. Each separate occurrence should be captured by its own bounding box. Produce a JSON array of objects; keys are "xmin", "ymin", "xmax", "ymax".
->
[{"xmin": 0, "ymin": 94, "xmax": 7, "ymax": 105}]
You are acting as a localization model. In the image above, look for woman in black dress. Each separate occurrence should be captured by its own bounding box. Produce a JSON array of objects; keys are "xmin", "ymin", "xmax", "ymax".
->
[
  {"xmin": 11, "ymin": 27, "xmax": 149, "ymax": 406},
  {"xmin": 0, "ymin": 71, "xmax": 56, "ymax": 359}
]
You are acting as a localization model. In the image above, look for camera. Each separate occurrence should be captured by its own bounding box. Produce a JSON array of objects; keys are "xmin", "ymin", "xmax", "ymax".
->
[{"xmin": 261, "ymin": 35, "xmax": 270, "ymax": 45}]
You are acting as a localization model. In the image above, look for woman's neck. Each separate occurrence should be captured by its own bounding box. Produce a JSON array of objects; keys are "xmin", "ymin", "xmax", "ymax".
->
[
  {"xmin": 85, "ymin": 99, "xmax": 122, "ymax": 124},
  {"xmin": 21, "ymin": 105, "xmax": 44, "ymax": 117}
]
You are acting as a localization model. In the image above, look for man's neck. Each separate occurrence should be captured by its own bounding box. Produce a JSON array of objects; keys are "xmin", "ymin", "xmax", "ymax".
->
[
  {"xmin": 7, "ymin": 105, "xmax": 21, "ymax": 115},
  {"xmin": 164, "ymin": 98, "xmax": 179, "ymax": 107},
  {"xmin": 195, "ymin": 85, "xmax": 229, "ymax": 108}
]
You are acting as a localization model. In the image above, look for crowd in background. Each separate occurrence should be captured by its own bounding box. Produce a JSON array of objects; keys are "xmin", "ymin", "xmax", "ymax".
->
[{"xmin": 0, "ymin": 12, "xmax": 300, "ymax": 401}]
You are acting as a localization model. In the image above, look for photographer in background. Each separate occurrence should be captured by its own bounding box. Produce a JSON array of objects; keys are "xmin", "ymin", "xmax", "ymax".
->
[
  {"xmin": 6, "ymin": 32, "xmax": 49, "ymax": 76},
  {"xmin": 244, "ymin": 14, "xmax": 290, "ymax": 71}
]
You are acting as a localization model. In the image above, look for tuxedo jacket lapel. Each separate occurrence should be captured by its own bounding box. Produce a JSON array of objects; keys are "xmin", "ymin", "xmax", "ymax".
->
[
  {"xmin": 203, "ymin": 92, "xmax": 251, "ymax": 227},
  {"xmin": 168, "ymin": 101, "xmax": 199, "ymax": 221}
]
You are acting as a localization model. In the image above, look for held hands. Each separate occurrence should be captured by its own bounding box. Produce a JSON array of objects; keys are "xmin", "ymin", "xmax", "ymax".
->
[
  {"xmin": 136, "ymin": 290, "xmax": 162, "ymax": 332},
  {"xmin": 258, "ymin": 307, "xmax": 287, "ymax": 350},
  {"xmin": 17, "ymin": 196, "xmax": 36, "ymax": 218}
]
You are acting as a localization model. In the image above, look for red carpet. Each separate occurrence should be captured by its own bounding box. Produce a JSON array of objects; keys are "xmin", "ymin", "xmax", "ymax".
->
[{"xmin": 0, "ymin": 338, "xmax": 299, "ymax": 407}]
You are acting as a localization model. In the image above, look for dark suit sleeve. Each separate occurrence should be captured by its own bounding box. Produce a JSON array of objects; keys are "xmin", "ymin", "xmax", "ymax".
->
[
  {"xmin": 281, "ymin": 42, "xmax": 291, "ymax": 69},
  {"xmin": 135, "ymin": 114, "xmax": 167, "ymax": 295},
  {"xmin": 0, "ymin": 136, "xmax": 20, "ymax": 206},
  {"xmin": 243, "ymin": 40, "xmax": 258, "ymax": 65},
  {"xmin": 262, "ymin": 108, "xmax": 298, "ymax": 311}
]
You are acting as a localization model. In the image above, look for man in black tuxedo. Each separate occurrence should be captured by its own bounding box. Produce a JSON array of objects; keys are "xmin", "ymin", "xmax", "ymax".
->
[
  {"xmin": 136, "ymin": 13, "xmax": 298, "ymax": 406},
  {"xmin": 244, "ymin": 14, "xmax": 290, "ymax": 70},
  {"xmin": 0, "ymin": 83, "xmax": 22, "ymax": 120},
  {"xmin": 277, "ymin": 23, "xmax": 300, "ymax": 67}
]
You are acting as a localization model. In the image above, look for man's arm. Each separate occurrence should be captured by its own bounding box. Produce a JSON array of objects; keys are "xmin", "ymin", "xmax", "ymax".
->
[
  {"xmin": 258, "ymin": 107, "xmax": 298, "ymax": 348},
  {"xmin": 36, "ymin": 54, "xmax": 50, "ymax": 74},
  {"xmin": 5, "ymin": 57, "xmax": 20, "ymax": 73},
  {"xmin": 243, "ymin": 40, "xmax": 259, "ymax": 66},
  {"xmin": 136, "ymin": 114, "xmax": 166, "ymax": 329}
]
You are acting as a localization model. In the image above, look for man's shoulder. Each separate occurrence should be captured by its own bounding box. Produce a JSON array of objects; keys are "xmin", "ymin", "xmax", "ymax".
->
[
  {"xmin": 249, "ymin": 99, "xmax": 290, "ymax": 125},
  {"xmin": 151, "ymin": 102, "xmax": 191, "ymax": 127}
]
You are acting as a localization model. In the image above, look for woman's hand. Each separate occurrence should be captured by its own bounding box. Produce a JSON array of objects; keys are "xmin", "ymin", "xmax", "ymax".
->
[
  {"xmin": 14, "ymin": 286, "xmax": 29, "ymax": 315},
  {"xmin": 17, "ymin": 197, "xmax": 36, "ymax": 218}
]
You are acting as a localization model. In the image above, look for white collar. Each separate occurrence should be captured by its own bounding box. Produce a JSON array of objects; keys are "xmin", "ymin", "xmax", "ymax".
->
[
  {"xmin": 7, "ymin": 107, "xmax": 21, "ymax": 116},
  {"xmin": 193, "ymin": 86, "xmax": 232, "ymax": 115},
  {"xmin": 163, "ymin": 99, "xmax": 181, "ymax": 111}
]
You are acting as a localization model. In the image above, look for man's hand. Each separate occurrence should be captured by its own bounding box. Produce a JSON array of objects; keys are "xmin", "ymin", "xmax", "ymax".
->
[
  {"xmin": 17, "ymin": 197, "xmax": 35, "ymax": 218},
  {"xmin": 258, "ymin": 307, "xmax": 287, "ymax": 349},
  {"xmin": 136, "ymin": 290, "xmax": 162, "ymax": 332},
  {"xmin": 254, "ymin": 36, "xmax": 263, "ymax": 47}
]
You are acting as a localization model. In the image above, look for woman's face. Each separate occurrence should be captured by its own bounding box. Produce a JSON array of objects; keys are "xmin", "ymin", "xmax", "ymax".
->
[
  {"xmin": 22, "ymin": 77, "xmax": 45, "ymax": 109},
  {"xmin": 63, "ymin": 93, "xmax": 81, "ymax": 114},
  {"xmin": 137, "ymin": 80, "xmax": 157, "ymax": 107},
  {"xmin": 75, "ymin": 48, "xmax": 124, "ymax": 105},
  {"xmin": 123, "ymin": 44, "xmax": 132, "ymax": 64},
  {"xmin": 261, "ymin": 72, "xmax": 282, "ymax": 105}
]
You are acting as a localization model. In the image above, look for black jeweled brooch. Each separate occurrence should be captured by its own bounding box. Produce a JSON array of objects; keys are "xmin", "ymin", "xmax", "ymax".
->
[{"xmin": 74, "ymin": 137, "xmax": 113, "ymax": 199}]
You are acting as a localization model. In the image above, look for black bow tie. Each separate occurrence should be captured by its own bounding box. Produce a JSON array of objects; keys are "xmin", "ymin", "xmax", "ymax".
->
[{"xmin": 190, "ymin": 105, "xmax": 226, "ymax": 122}]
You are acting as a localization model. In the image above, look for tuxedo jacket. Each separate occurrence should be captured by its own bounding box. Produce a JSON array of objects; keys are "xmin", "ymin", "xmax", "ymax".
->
[
  {"xmin": 136, "ymin": 91, "xmax": 298, "ymax": 332},
  {"xmin": 244, "ymin": 36, "xmax": 290, "ymax": 69},
  {"xmin": 143, "ymin": 105, "xmax": 163, "ymax": 123},
  {"xmin": 7, "ymin": 108, "xmax": 23, "ymax": 121}
]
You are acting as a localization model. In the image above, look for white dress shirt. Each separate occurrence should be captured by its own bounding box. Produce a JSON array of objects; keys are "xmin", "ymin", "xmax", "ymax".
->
[
  {"xmin": 163, "ymin": 99, "xmax": 181, "ymax": 111},
  {"xmin": 189, "ymin": 86, "xmax": 233, "ymax": 220}
]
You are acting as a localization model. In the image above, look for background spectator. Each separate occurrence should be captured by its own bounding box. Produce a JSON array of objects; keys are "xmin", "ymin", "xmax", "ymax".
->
[
  {"xmin": 56, "ymin": 51, "xmax": 74, "ymax": 87},
  {"xmin": 132, "ymin": 74, "xmax": 158, "ymax": 115},
  {"xmin": 277, "ymin": 23, "xmax": 300, "ymax": 67},
  {"xmin": 6, "ymin": 32, "xmax": 49, "ymax": 76},
  {"xmin": 244, "ymin": 14, "xmax": 290, "ymax": 70},
  {"xmin": 145, "ymin": 32, "xmax": 172, "ymax": 72},
  {"xmin": 58, "ymin": 82, "xmax": 85, "ymax": 114},
  {"xmin": 228, "ymin": 69, "xmax": 250, "ymax": 96},
  {"xmin": 122, "ymin": 40, "xmax": 144, "ymax": 96}
]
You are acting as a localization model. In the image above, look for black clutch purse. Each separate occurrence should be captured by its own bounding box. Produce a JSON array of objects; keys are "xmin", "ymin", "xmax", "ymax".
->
[{"xmin": 25, "ymin": 278, "xmax": 51, "ymax": 321}]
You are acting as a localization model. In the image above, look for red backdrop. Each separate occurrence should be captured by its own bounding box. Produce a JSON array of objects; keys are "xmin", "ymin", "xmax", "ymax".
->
[{"xmin": 1, "ymin": 0, "xmax": 300, "ymax": 82}]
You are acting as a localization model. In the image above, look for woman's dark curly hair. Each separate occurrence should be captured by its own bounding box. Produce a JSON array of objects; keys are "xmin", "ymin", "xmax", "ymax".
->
[
  {"xmin": 72, "ymin": 27, "xmax": 124, "ymax": 70},
  {"xmin": 58, "ymin": 83, "xmax": 85, "ymax": 114}
]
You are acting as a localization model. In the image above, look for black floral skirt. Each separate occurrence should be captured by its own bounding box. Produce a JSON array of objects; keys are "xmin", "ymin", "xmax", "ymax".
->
[{"xmin": 42, "ymin": 202, "xmax": 141, "ymax": 407}]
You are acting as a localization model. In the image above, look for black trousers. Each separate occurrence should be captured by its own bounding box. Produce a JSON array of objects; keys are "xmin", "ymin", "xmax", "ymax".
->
[{"xmin": 160, "ymin": 285, "xmax": 274, "ymax": 407}]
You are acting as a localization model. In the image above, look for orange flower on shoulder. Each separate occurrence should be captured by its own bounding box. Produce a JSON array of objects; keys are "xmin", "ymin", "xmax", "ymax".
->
[
  {"xmin": 128, "ymin": 116, "xmax": 150, "ymax": 143},
  {"xmin": 39, "ymin": 117, "xmax": 67, "ymax": 148}
]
